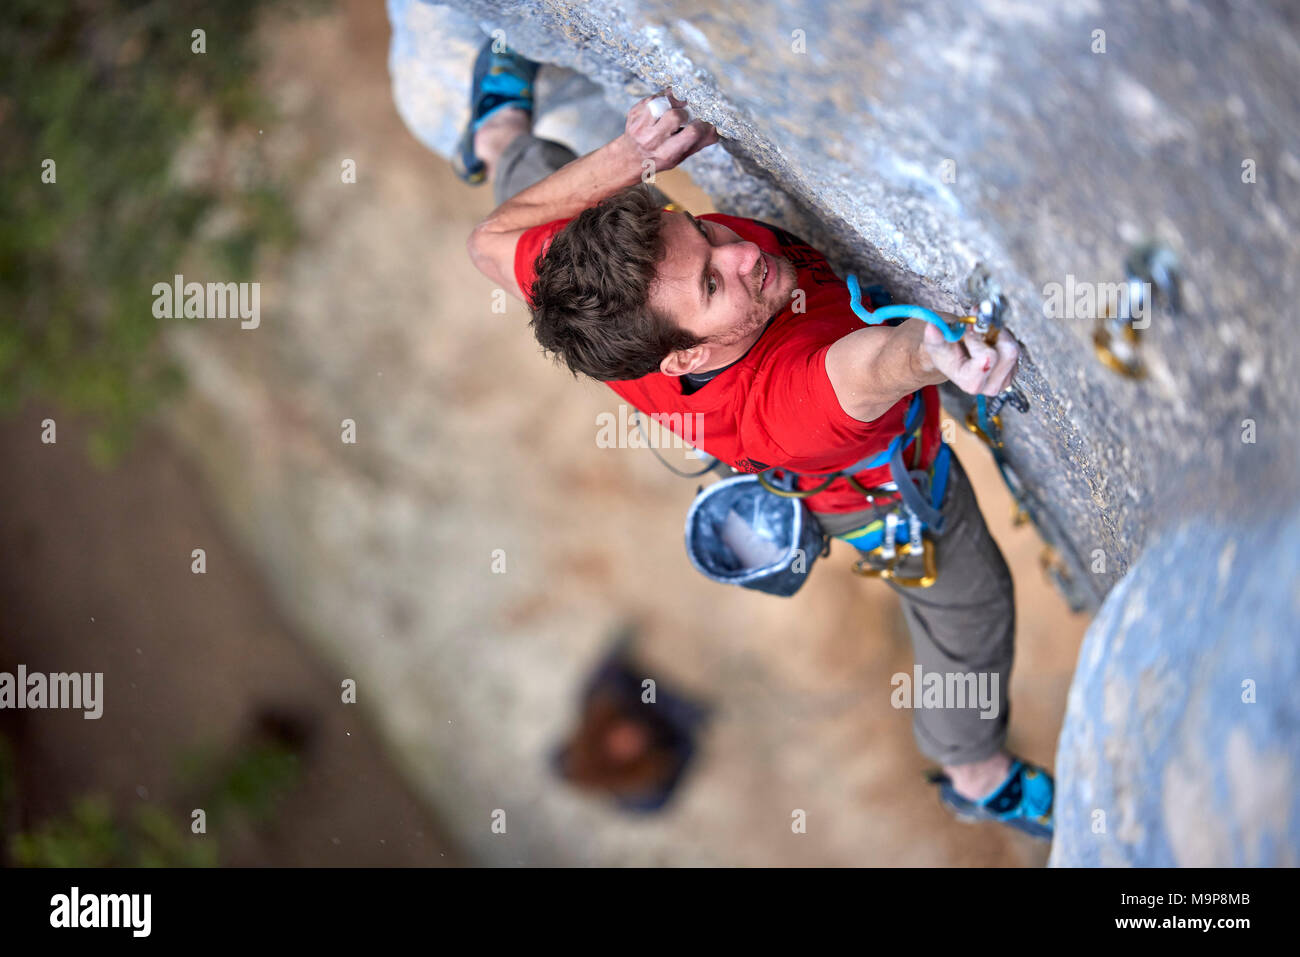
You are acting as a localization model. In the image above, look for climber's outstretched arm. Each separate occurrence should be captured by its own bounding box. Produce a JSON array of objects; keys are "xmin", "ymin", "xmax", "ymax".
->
[
  {"xmin": 467, "ymin": 92, "xmax": 718, "ymax": 300},
  {"xmin": 826, "ymin": 315, "xmax": 1020, "ymax": 422}
]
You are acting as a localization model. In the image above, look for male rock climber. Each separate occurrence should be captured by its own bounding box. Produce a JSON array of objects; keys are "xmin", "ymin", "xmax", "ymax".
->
[{"xmin": 457, "ymin": 39, "xmax": 1054, "ymax": 840}]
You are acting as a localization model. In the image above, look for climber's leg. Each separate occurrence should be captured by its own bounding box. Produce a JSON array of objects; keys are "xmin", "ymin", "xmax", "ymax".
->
[
  {"xmin": 885, "ymin": 453, "xmax": 1017, "ymax": 782},
  {"xmin": 892, "ymin": 458, "xmax": 1055, "ymax": 839},
  {"xmin": 463, "ymin": 49, "xmax": 673, "ymax": 207},
  {"xmin": 483, "ymin": 119, "xmax": 581, "ymax": 207}
]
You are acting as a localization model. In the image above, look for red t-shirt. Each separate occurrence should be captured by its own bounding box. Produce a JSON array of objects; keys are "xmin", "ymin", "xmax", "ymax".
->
[{"xmin": 514, "ymin": 213, "xmax": 941, "ymax": 514}]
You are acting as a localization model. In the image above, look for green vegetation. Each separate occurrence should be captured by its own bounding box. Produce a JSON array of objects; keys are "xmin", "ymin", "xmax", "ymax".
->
[
  {"xmin": 9, "ymin": 797, "xmax": 220, "ymax": 868},
  {"xmin": 0, "ymin": 0, "xmax": 304, "ymax": 464},
  {"xmin": 0, "ymin": 732, "xmax": 303, "ymax": 867}
]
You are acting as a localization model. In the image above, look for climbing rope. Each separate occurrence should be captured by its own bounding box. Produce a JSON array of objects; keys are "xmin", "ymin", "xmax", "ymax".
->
[
  {"xmin": 846, "ymin": 274, "xmax": 971, "ymax": 341},
  {"xmin": 630, "ymin": 409, "xmax": 719, "ymax": 478}
]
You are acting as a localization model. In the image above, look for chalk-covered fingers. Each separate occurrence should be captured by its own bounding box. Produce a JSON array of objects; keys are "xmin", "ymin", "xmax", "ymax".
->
[
  {"xmin": 922, "ymin": 322, "xmax": 1021, "ymax": 396},
  {"xmin": 623, "ymin": 91, "xmax": 719, "ymax": 172},
  {"xmin": 937, "ymin": 327, "xmax": 997, "ymax": 395},
  {"xmin": 984, "ymin": 333, "xmax": 1020, "ymax": 395}
]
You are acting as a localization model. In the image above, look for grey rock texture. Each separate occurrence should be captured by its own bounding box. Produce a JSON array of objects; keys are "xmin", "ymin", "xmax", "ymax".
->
[
  {"xmin": 1049, "ymin": 507, "xmax": 1300, "ymax": 866},
  {"xmin": 391, "ymin": 0, "xmax": 1300, "ymax": 863}
]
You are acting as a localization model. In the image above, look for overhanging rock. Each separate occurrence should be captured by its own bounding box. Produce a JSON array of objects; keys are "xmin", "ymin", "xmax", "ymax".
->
[{"xmin": 391, "ymin": 0, "xmax": 1300, "ymax": 862}]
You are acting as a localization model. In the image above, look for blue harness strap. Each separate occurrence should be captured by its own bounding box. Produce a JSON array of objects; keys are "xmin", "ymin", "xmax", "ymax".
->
[
  {"xmin": 840, "ymin": 389, "xmax": 926, "ymax": 474},
  {"xmin": 889, "ymin": 441, "xmax": 946, "ymax": 534},
  {"xmin": 837, "ymin": 442, "xmax": 951, "ymax": 553}
]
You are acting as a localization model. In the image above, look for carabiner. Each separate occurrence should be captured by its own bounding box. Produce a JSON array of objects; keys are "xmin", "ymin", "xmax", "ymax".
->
[{"xmin": 851, "ymin": 538, "xmax": 938, "ymax": 588}]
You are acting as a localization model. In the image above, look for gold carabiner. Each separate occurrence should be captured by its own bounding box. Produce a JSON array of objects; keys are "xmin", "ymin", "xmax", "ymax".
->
[
  {"xmin": 1093, "ymin": 320, "xmax": 1146, "ymax": 379},
  {"xmin": 1092, "ymin": 300, "xmax": 1146, "ymax": 379},
  {"xmin": 850, "ymin": 539, "xmax": 938, "ymax": 588},
  {"xmin": 964, "ymin": 405, "xmax": 1003, "ymax": 449}
]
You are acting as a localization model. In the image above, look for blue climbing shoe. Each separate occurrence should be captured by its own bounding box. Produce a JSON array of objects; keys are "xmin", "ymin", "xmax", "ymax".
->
[
  {"xmin": 453, "ymin": 36, "xmax": 541, "ymax": 185},
  {"xmin": 926, "ymin": 758, "xmax": 1054, "ymax": 841}
]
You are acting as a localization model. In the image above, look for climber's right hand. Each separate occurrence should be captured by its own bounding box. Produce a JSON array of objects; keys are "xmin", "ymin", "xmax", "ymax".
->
[
  {"xmin": 922, "ymin": 320, "xmax": 1021, "ymax": 397},
  {"xmin": 619, "ymin": 91, "xmax": 720, "ymax": 174}
]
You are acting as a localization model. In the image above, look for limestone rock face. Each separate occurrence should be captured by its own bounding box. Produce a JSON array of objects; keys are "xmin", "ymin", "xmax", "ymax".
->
[
  {"xmin": 1049, "ymin": 510, "xmax": 1300, "ymax": 866},
  {"xmin": 390, "ymin": 1, "xmax": 1300, "ymax": 863}
]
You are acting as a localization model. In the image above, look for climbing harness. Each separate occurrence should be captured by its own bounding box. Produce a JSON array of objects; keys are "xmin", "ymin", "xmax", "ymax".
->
[
  {"xmin": 749, "ymin": 380, "xmax": 950, "ymax": 588},
  {"xmin": 838, "ymin": 443, "xmax": 952, "ymax": 588}
]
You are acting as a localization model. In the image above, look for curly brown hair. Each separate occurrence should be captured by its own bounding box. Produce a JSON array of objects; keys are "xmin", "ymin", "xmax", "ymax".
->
[{"xmin": 527, "ymin": 184, "xmax": 705, "ymax": 381}]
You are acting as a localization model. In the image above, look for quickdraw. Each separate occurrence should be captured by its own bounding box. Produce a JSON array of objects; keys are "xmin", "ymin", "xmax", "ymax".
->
[
  {"xmin": 966, "ymin": 339, "xmax": 1088, "ymax": 610},
  {"xmin": 840, "ymin": 268, "xmax": 1037, "ymax": 588},
  {"xmin": 830, "ymin": 275, "xmax": 994, "ymax": 588},
  {"xmin": 959, "ymin": 273, "xmax": 1052, "ymax": 539},
  {"xmin": 1092, "ymin": 242, "xmax": 1181, "ymax": 380}
]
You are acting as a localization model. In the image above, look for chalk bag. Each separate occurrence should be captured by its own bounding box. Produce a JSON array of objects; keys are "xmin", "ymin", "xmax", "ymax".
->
[{"xmin": 683, "ymin": 475, "xmax": 827, "ymax": 597}]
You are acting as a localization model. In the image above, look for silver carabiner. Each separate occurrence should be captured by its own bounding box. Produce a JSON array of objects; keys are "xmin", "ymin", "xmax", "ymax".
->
[
  {"xmin": 907, "ymin": 509, "xmax": 923, "ymax": 555},
  {"xmin": 881, "ymin": 512, "xmax": 900, "ymax": 561}
]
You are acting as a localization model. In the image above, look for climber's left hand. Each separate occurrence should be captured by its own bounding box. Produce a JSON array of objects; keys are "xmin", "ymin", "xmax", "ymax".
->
[{"xmin": 619, "ymin": 91, "xmax": 720, "ymax": 174}]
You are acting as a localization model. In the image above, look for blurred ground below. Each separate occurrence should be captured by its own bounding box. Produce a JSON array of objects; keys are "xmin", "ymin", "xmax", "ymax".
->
[{"xmin": 0, "ymin": 406, "xmax": 461, "ymax": 865}]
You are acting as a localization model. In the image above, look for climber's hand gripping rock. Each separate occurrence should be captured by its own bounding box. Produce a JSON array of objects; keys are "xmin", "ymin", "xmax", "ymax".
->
[{"xmin": 922, "ymin": 319, "xmax": 1020, "ymax": 398}]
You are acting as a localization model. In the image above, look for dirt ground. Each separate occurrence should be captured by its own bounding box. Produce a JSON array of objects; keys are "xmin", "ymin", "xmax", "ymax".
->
[{"xmin": 1, "ymin": 0, "xmax": 1091, "ymax": 867}]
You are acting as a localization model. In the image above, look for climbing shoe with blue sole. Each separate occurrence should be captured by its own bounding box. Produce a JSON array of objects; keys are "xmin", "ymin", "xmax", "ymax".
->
[
  {"xmin": 452, "ymin": 37, "xmax": 541, "ymax": 186},
  {"xmin": 926, "ymin": 757, "xmax": 1054, "ymax": 842}
]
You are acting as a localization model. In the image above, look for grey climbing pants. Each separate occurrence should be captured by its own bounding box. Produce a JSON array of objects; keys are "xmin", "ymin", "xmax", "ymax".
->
[
  {"xmin": 818, "ymin": 453, "xmax": 1015, "ymax": 767},
  {"xmin": 492, "ymin": 132, "xmax": 1014, "ymax": 769}
]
